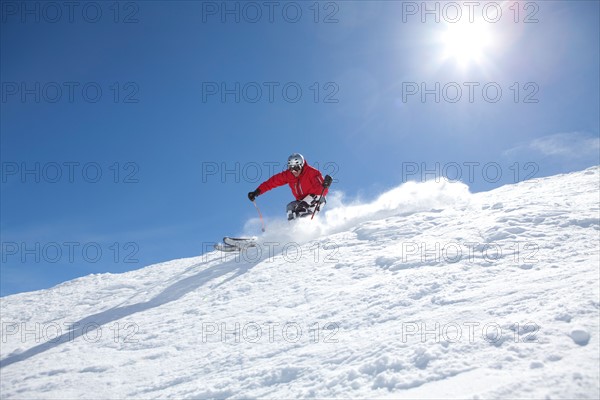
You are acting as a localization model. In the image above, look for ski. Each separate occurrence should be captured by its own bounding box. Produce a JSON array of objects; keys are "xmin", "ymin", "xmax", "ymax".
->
[
  {"xmin": 223, "ymin": 236, "xmax": 257, "ymax": 247},
  {"xmin": 214, "ymin": 243, "xmax": 242, "ymax": 252},
  {"xmin": 214, "ymin": 236, "xmax": 258, "ymax": 252}
]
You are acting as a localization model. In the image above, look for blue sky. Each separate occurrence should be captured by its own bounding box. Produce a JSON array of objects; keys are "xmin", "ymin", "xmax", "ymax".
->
[{"xmin": 1, "ymin": 0, "xmax": 599, "ymax": 296}]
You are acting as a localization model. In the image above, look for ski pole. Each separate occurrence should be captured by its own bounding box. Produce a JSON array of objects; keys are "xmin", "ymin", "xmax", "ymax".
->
[
  {"xmin": 311, "ymin": 186, "xmax": 327, "ymax": 220},
  {"xmin": 253, "ymin": 200, "xmax": 266, "ymax": 232},
  {"xmin": 311, "ymin": 175, "xmax": 332, "ymax": 220}
]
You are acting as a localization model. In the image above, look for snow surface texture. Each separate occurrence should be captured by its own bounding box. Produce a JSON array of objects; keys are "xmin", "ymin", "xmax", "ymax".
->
[{"xmin": 1, "ymin": 167, "xmax": 599, "ymax": 399}]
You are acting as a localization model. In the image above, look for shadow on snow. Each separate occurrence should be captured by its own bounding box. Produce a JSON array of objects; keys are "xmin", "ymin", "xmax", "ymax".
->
[{"xmin": 1, "ymin": 257, "xmax": 256, "ymax": 369}]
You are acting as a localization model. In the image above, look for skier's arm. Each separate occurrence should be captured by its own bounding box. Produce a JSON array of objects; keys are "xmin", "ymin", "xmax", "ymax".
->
[
  {"xmin": 255, "ymin": 171, "xmax": 291, "ymax": 195},
  {"xmin": 312, "ymin": 170, "xmax": 329, "ymax": 196}
]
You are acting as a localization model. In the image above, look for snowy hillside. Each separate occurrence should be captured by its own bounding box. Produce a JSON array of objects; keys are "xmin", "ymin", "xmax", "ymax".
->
[{"xmin": 1, "ymin": 167, "xmax": 599, "ymax": 399}]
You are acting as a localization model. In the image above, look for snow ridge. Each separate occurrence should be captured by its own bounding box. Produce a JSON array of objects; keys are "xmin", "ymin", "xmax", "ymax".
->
[{"xmin": 1, "ymin": 167, "xmax": 599, "ymax": 399}]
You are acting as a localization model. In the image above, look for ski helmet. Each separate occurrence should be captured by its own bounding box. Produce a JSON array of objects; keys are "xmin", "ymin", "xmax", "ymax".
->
[{"xmin": 287, "ymin": 153, "xmax": 305, "ymax": 170}]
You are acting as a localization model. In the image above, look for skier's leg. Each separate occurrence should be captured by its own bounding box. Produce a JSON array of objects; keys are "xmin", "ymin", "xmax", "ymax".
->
[
  {"xmin": 296, "ymin": 195, "xmax": 326, "ymax": 218},
  {"xmin": 294, "ymin": 201, "xmax": 311, "ymax": 218},
  {"xmin": 287, "ymin": 200, "xmax": 312, "ymax": 220},
  {"xmin": 286, "ymin": 201, "xmax": 302, "ymax": 220}
]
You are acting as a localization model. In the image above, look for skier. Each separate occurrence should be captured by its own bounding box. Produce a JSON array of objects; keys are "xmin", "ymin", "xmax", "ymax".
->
[{"xmin": 248, "ymin": 153, "xmax": 332, "ymax": 220}]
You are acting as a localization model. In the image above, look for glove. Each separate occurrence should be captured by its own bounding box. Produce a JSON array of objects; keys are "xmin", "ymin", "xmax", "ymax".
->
[
  {"xmin": 322, "ymin": 175, "xmax": 333, "ymax": 188},
  {"xmin": 248, "ymin": 189, "xmax": 260, "ymax": 202}
]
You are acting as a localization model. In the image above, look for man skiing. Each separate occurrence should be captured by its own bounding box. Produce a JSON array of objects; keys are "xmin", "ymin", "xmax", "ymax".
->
[{"xmin": 248, "ymin": 153, "xmax": 332, "ymax": 220}]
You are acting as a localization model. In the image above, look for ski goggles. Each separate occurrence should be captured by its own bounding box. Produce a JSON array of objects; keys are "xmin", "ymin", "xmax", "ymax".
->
[{"xmin": 288, "ymin": 165, "xmax": 302, "ymax": 172}]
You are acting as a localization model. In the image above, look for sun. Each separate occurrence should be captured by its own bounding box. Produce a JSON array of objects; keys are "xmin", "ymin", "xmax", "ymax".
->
[{"xmin": 440, "ymin": 22, "xmax": 493, "ymax": 67}]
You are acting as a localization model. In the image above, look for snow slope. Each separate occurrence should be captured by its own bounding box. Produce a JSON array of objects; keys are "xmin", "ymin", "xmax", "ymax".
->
[{"xmin": 1, "ymin": 167, "xmax": 599, "ymax": 399}]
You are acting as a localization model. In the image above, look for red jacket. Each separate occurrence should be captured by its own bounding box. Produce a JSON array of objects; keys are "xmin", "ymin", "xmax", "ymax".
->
[{"xmin": 257, "ymin": 161, "xmax": 328, "ymax": 200}]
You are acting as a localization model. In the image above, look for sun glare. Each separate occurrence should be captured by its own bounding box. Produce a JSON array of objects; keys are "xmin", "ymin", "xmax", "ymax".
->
[{"xmin": 440, "ymin": 22, "xmax": 493, "ymax": 67}]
